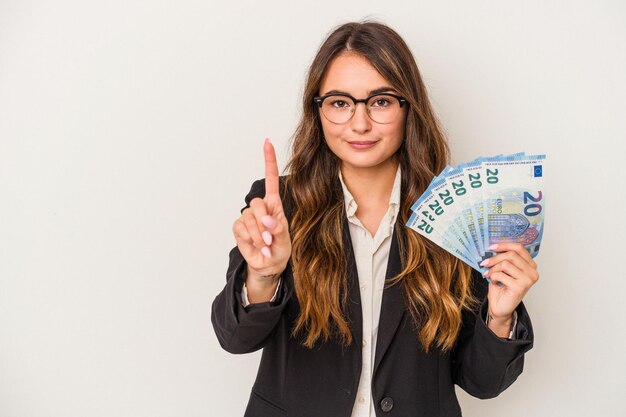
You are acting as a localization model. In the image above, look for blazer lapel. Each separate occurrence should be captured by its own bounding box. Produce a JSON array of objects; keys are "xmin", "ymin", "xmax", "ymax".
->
[{"xmin": 373, "ymin": 227, "xmax": 405, "ymax": 376}]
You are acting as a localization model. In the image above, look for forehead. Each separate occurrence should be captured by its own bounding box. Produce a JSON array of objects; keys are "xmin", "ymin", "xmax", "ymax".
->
[{"xmin": 319, "ymin": 52, "xmax": 392, "ymax": 96}]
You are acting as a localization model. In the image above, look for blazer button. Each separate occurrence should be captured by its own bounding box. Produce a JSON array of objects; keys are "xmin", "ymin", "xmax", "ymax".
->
[{"xmin": 380, "ymin": 397, "xmax": 394, "ymax": 412}]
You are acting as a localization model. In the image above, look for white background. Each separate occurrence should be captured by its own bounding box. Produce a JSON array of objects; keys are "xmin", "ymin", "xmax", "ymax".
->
[{"xmin": 1, "ymin": 1, "xmax": 625, "ymax": 416}]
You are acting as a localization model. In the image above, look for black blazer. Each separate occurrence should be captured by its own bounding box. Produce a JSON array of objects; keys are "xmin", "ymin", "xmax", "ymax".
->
[{"xmin": 211, "ymin": 178, "xmax": 534, "ymax": 417}]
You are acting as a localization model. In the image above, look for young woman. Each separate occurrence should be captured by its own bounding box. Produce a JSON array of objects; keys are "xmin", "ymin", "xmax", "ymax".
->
[{"xmin": 212, "ymin": 21, "xmax": 537, "ymax": 417}]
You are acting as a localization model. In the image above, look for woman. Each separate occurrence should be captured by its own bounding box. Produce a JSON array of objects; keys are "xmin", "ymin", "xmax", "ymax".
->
[{"xmin": 212, "ymin": 21, "xmax": 537, "ymax": 417}]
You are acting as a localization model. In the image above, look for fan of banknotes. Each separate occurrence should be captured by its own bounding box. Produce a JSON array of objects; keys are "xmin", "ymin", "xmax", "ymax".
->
[{"xmin": 407, "ymin": 153, "xmax": 545, "ymax": 276}]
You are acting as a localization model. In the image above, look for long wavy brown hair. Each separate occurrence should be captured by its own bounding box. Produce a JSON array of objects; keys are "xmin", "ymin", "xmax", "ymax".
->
[{"xmin": 284, "ymin": 21, "xmax": 477, "ymax": 353}]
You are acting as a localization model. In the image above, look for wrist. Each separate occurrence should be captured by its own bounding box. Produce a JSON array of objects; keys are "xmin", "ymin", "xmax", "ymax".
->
[
  {"xmin": 487, "ymin": 310, "xmax": 513, "ymax": 327},
  {"xmin": 246, "ymin": 265, "xmax": 283, "ymax": 289},
  {"xmin": 244, "ymin": 267, "xmax": 282, "ymax": 304},
  {"xmin": 486, "ymin": 307, "xmax": 514, "ymax": 338}
]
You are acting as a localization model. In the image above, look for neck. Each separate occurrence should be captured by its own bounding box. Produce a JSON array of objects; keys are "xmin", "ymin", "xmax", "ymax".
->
[{"xmin": 340, "ymin": 160, "xmax": 399, "ymax": 205}]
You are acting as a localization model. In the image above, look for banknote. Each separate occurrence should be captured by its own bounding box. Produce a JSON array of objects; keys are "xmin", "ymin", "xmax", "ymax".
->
[
  {"xmin": 407, "ymin": 153, "xmax": 546, "ymax": 277},
  {"xmin": 407, "ymin": 210, "xmax": 480, "ymax": 269},
  {"xmin": 424, "ymin": 161, "xmax": 484, "ymax": 264},
  {"xmin": 410, "ymin": 166, "xmax": 480, "ymax": 266},
  {"xmin": 483, "ymin": 189, "xmax": 544, "ymax": 259},
  {"xmin": 481, "ymin": 154, "xmax": 545, "ymax": 260}
]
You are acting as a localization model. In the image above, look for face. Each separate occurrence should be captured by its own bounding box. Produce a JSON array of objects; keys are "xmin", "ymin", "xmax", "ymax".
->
[{"xmin": 318, "ymin": 52, "xmax": 406, "ymax": 173}]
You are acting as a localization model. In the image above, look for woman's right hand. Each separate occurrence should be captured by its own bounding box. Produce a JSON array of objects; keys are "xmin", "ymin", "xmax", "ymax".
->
[{"xmin": 232, "ymin": 139, "xmax": 292, "ymax": 285}]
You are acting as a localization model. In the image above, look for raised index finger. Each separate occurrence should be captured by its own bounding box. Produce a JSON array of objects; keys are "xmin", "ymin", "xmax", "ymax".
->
[{"xmin": 264, "ymin": 138, "xmax": 280, "ymax": 197}]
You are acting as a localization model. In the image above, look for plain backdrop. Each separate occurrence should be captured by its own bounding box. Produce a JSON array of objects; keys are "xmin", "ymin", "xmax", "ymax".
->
[{"xmin": 1, "ymin": 1, "xmax": 625, "ymax": 416}]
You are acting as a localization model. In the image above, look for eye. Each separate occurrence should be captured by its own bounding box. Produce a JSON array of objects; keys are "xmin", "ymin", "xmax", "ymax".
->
[
  {"xmin": 329, "ymin": 99, "xmax": 350, "ymax": 108},
  {"xmin": 370, "ymin": 96, "xmax": 392, "ymax": 107}
]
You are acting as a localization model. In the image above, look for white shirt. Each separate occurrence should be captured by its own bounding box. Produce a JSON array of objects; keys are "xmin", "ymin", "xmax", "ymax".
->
[{"xmin": 339, "ymin": 167, "xmax": 402, "ymax": 417}]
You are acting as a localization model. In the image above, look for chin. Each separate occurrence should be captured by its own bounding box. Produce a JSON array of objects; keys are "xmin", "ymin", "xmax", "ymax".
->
[{"xmin": 340, "ymin": 156, "xmax": 392, "ymax": 170}]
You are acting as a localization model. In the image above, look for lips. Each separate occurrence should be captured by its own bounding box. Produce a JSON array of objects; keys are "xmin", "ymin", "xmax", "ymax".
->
[{"xmin": 347, "ymin": 140, "xmax": 378, "ymax": 149}]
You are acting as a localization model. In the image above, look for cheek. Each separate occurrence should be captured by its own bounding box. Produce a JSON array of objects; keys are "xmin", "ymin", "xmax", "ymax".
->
[
  {"xmin": 384, "ymin": 121, "xmax": 405, "ymax": 146},
  {"xmin": 320, "ymin": 119, "xmax": 344, "ymax": 143}
]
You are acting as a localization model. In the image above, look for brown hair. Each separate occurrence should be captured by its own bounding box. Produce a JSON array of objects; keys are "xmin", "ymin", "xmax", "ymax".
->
[{"xmin": 285, "ymin": 21, "xmax": 477, "ymax": 352}]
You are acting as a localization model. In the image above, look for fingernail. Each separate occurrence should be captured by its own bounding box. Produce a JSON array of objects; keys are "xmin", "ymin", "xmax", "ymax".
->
[
  {"xmin": 261, "ymin": 215, "xmax": 275, "ymax": 229},
  {"xmin": 262, "ymin": 231, "xmax": 273, "ymax": 246},
  {"xmin": 261, "ymin": 246, "xmax": 272, "ymax": 258},
  {"xmin": 480, "ymin": 259, "xmax": 490, "ymax": 267},
  {"xmin": 488, "ymin": 244, "xmax": 498, "ymax": 250},
  {"xmin": 265, "ymin": 138, "xmax": 271, "ymax": 144}
]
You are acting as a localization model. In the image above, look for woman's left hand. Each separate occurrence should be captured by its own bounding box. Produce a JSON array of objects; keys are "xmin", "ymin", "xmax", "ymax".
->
[{"xmin": 480, "ymin": 242, "xmax": 540, "ymax": 329}]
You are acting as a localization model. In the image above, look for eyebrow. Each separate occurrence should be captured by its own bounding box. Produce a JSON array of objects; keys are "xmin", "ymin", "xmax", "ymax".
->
[{"xmin": 320, "ymin": 87, "xmax": 398, "ymax": 96}]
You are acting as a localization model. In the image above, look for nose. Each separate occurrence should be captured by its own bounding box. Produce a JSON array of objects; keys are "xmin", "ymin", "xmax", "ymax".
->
[{"xmin": 350, "ymin": 102, "xmax": 372, "ymax": 133}]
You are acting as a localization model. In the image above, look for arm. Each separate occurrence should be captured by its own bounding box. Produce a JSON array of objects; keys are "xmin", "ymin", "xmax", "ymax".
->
[
  {"xmin": 211, "ymin": 178, "xmax": 294, "ymax": 354},
  {"xmin": 211, "ymin": 244, "xmax": 292, "ymax": 354},
  {"xmin": 451, "ymin": 269, "xmax": 534, "ymax": 399},
  {"xmin": 212, "ymin": 140, "xmax": 294, "ymax": 354}
]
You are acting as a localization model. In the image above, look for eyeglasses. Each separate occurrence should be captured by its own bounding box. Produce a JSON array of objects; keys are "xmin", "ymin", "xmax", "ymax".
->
[{"xmin": 314, "ymin": 92, "xmax": 407, "ymax": 124}]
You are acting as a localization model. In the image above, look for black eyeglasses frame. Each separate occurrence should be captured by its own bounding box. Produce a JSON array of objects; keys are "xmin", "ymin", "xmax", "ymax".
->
[{"xmin": 313, "ymin": 92, "xmax": 408, "ymax": 109}]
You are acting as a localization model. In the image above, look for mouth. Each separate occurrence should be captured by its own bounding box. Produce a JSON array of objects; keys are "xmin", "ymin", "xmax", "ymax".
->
[{"xmin": 347, "ymin": 140, "xmax": 378, "ymax": 149}]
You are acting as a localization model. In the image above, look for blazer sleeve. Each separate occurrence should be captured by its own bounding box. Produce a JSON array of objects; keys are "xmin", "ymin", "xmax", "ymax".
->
[
  {"xmin": 210, "ymin": 179, "xmax": 294, "ymax": 354},
  {"xmin": 451, "ymin": 269, "xmax": 534, "ymax": 399}
]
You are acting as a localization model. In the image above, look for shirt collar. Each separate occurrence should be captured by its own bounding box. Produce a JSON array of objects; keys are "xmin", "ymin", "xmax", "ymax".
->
[{"xmin": 338, "ymin": 166, "xmax": 402, "ymax": 219}]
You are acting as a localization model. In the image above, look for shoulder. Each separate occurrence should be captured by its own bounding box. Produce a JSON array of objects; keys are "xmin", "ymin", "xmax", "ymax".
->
[{"xmin": 242, "ymin": 175, "xmax": 295, "ymax": 216}]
